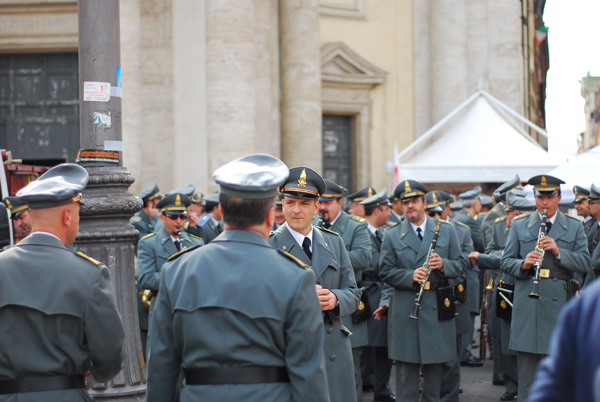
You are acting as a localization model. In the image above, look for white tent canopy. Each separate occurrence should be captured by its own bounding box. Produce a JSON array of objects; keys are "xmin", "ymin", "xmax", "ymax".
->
[{"xmin": 395, "ymin": 90, "xmax": 562, "ymax": 183}]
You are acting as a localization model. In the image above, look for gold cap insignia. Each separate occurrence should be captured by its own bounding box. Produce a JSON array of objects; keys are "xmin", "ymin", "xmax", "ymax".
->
[
  {"xmin": 574, "ymin": 187, "xmax": 578, "ymax": 195},
  {"xmin": 298, "ymin": 169, "xmax": 307, "ymax": 188},
  {"xmin": 432, "ymin": 192, "xmax": 438, "ymax": 205},
  {"xmin": 175, "ymin": 194, "xmax": 182, "ymax": 206},
  {"xmin": 4, "ymin": 199, "xmax": 12, "ymax": 209},
  {"xmin": 541, "ymin": 176, "xmax": 547, "ymax": 187},
  {"xmin": 368, "ymin": 187, "xmax": 373, "ymax": 197},
  {"xmin": 444, "ymin": 298, "xmax": 451, "ymax": 308},
  {"xmin": 405, "ymin": 180, "xmax": 411, "ymax": 194}
]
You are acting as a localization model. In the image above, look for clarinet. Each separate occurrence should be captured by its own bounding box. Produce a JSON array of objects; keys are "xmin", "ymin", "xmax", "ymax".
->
[
  {"xmin": 409, "ymin": 220, "xmax": 443, "ymax": 319},
  {"xmin": 528, "ymin": 210, "xmax": 547, "ymax": 299}
]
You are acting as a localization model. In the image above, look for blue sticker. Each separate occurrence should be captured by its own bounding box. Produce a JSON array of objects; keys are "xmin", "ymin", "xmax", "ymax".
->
[{"xmin": 116, "ymin": 66, "xmax": 121, "ymax": 88}]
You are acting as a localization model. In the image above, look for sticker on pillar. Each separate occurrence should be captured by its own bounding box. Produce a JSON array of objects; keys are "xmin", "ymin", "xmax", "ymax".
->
[
  {"xmin": 76, "ymin": 149, "xmax": 120, "ymax": 164},
  {"xmin": 93, "ymin": 112, "xmax": 112, "ymax": 128},
  {"xmin": 84, "ymin": 82, "xmax": 111, "ymax": 102}
]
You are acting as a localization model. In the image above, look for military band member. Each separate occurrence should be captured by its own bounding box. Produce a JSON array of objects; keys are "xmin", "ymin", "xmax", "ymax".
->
[
  {"xmin": 4, "ymin": 196, "xmax": 32, "ymax": 242},
  {"xmin": 379, "ymin": 180, "xmax": 467, "ymax": 402},
  {"xmin": 452, "ymin": 186, "xmax": 484, "ymax": 367},
  {"xmin": 347, "ymin": 186, "xmax": 377, "ymax": 218},
  {"xmin": 0, "ymin": 163, "xmax": 124, "ymax": 399},
  {"xmin": 501, "ymin": 175, "xmax": 590, "ymax": 402},
  {"xmin": 131, "ymin": 183, "xmax": 162, "ymax": 252},
  {"xmin": 585, "ymin": 184, "xmax": 600, "ymax": 285},
  {"xmin": 272, "ymin": 192, "xmax": 285, "ymax": 230},
  {"xmin": 185, "ymin": 191, "xmax": 205, "ymax": 237},
  {"xmin": 358, "ymin": 190, "xmax": 395, "ymax": 402},
  {"xmin": 147, "ymin": 154, "xmax": 329, "ymax": 402},
  {"xmin": 573, "ymin": 185, "xmax": 597, "ymax": 237},
  {"xmin": 318, "ymin": 179, "xmax": 371, "ymax": 402},
  {"xmin": 197, "ymin": 193, "xmax": 224, "ymax": 243},
  {"xmin": 480, "ymin": 175, "xmax": 521, "ymax": 246},
  {"xmin": 270, "ymin": 167, "xmax": 361, "ymax": 402},
  {"xmin": 388, "ymin": 194, "xmax": 404, "ymax": 224},
  {"xmin": 137, "ymin": 192, "xmax": 203, "ymax": 357}
]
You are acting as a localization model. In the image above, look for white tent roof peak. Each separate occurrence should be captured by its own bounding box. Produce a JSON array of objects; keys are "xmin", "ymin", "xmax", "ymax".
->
[{"xmin": 395, "ymin": 90, "xmax": 562, "ymax": 183}]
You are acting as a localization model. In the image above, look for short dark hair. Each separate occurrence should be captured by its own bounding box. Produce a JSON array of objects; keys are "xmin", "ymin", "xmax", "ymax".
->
[
  {"xmin": 364, "ymin": 204, "xmax": 381, "ymax": 217},
  {"xmin": 219, "ymin": 193, "xmax": 274, "ymax": 227}
]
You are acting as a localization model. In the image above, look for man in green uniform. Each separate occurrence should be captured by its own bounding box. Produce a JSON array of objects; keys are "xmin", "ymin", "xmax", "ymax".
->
[
  {"xmin": 584, "ymin": 184, "xmax": 600, "ymax": 285},
  {"xmin": 481, "ymin": 175, "xmax": 521, "ymax": 246},
  {"xmin": 318, "ymin": 178, "xmax": 371, "ymax": 402},
  {"xmin": 137, "ymin": 192, "xmax": 203, "ymax": 357},
  {"xmin": 573, "ymin": 185, "xmax": 596, "ymax": 236},
  {"xmin": 4, "ymin": 196, "xmax": 32, "ymax": 243},
  {"xmin": 501, "ymin": 174, "xmax": 590, "ymax": 402},
  {"xmin": 270, "ymin": 167, "xmax": 361, "ymax": 402},
  {"xmin": 197, "ymin": 193, "xmax": 223, "ymax": 243},
  {"xmin": 147, "ymin": 154, "xmax": 329, "ymax": 402},
  {"xmin": 379, "ymin": 180, "xmax": 467, "ymax": 402},
  {"xmin": 0, "ymin": 163, "xmax": 124, "ymax": 400},
  {"xmin": 130, "ymin": 183, "xmax": 162, "ymax": 252},
  {"xmin": 388, "ymin": 194, "xmax": 404, "ymax": 224},
  {"xmin": 347, "ymin": 186, "xmax": 377, "ymax": 218}
]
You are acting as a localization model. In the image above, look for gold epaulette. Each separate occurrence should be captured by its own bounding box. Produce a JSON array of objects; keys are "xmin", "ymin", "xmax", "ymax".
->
[
  {"xmin": 567, "ymin": 215, "xmax": 582, "ymax": 221},
  {"xmin": 454, "ymin": 221, "xmax": 468, "ymax": 228},
  {"xmin": 491, "ymin": 204, "xmax": 501, "ymax": 212},
  {"xmin": 494, "ymin": 216, "xmax": 507, "ymax": 223},
  {"xmin": 384, "ymin": 222, "xmax": 399, "ymax": 231},
  {"xmin": 317, "ymin": 226, "xmax": 340, "ymax": 236},
  {"xmin": 131, "ymin": 216, "xmax": 142, "ymax": 223},
  {"xmin": 141, "ymin": 232, "xmax": 156, "ymax": 240},
  {"xmin": 188, "ymin": 233, "xmax": 203, "ymax": 241},
  {"xmin": 513, "ymin": 214, "xmax": 528, "ymax": 221},
  {"xmin": 351, "ymin": 215, "xmax": 367, "ymax": 223},
  {"xmin": 76, "ymin": 251, "xmax": 102, "ymax": 266},
  {"xmin": 168, "ymin": 244, "xmax": 202, "ymax": 261},
  {"xmin": 278, "ymin": 249, "xmax": 309, "ymax": 268}
]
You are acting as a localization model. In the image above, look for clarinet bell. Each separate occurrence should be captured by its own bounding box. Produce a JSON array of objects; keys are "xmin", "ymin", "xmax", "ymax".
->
[
  {"xmin": 409, "ymin": 303, "xmax": 420, "ymax": 320},
  {"xmin": 528, "ymin": 280, "xmax": 541, "ymax": 299}
]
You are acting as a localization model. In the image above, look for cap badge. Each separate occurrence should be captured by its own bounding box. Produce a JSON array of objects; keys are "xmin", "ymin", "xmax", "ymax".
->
[
  {"xmin": 574, "ymin": 187, "xmax": 578, "ymax": 195},
  {"xmin": 432, "ymin": 192, "xmax": 438, "ymax": 205},
  {"xmin": 368, "ymin": 188, "xmax": 373, "ymax": 197},
  {"xmin": 298, "ymin": 169, "xmax": 307, "ymax": 188},
  {"xmin": 541, "ymin": 176, "xmax": 547, "ymax": 187},
  {"xmin": 405, "ymin": 180, "xmax": 411, "ymax": 193},
  {"xmin": 5, "ymin": 199, "xmax": 12, "ymax": 210},
  {"xmin": 175, "ymin": 194, "xmax": 182, "ymax": 207}
]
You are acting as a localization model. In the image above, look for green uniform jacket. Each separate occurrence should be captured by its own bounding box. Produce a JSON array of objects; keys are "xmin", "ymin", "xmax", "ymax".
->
[
  {"xmin": 379, "ymin": 217, "xmax": 467, "ymax": 364},
  {"xmin": 453, "ymin": 209, "xmax": 485, "ymax": 252},
  {"xmin": 270, "ymin": 223, "xmax": 360, "ymax": 402},
  {"xmin": 480, "ymin": 203, "xmax": 506, "ymax": 246},
  {"xmin": 328, "ymin": 211, "xmax": 371, "ymax": 348},
  {"xmin": 362, "ymin": 229, "xmax": 388, "ymax": 347},
  {"xmin": 451, "ymin": 221, "xmax": 474, "ymax": 336},
  {"xmin": 147, "ymin": 229, "xmax": 329, "ymax": 402},
  {"xmin": 0, "ymin": 233, "xmax": 124, "ymax": 401},
  {"xmin": 138, "ymin": 226, "xmax": 203, "ymax": 325},
  {"xmin": 501, "ymin": 211, "xmax": 590, "ymax": 354},
  {"xmin": 131, "ymin": 210, "xmax": 160, "ymax": 252}
]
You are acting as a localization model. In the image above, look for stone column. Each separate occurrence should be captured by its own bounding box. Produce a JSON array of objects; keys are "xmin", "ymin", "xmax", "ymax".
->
[
  {"xmin": 280, "ymin": 0, "xmax": 322, "ymax": 170},
  {"xmin": 77, "ymin": 0, "xmax": 145, "ymax": 400}
]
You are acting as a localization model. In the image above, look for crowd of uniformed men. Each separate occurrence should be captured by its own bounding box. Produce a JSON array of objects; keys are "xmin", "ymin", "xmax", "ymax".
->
[{"xmin": 1, "ymin": 154, "xmax": 600, "ymax": 402}]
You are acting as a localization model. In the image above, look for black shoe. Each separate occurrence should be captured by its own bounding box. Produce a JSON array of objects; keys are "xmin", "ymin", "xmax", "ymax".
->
[
  {"xmin": 493, "ymin": 380, "xmax": 506, "ymax": 386},
  {"xmin": 374, "ymin": 394, "xmax": 396, "ymax": 401},
  {"xmin": 460, "ymin": 357, "xmax": 484, "ymax": 367},
  {"xmin": 500, "ymin": 392, "xmax": 517, "ymax": 401},
  {"xmin": 363, "ymin": 385, "xmax": 374, "ymax": 392}
]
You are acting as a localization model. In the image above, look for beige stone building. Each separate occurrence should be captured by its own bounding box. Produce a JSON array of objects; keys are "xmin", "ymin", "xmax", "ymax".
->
[{"xmin": 0, "ymin": 0, "xmax": 548, "ymax": 195}]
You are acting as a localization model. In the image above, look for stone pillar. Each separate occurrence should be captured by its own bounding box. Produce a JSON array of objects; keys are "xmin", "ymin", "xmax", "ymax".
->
[
  {"xmin": 280, "ymin": 0, "xmax": 322, "ymax": 170},
  {"xmin": 77, "ymin": 0, "xmax": 145, "ymax": 400},
  {"xmin": 413, "ymin": 0, "xmax": 432, "ymax": 137}
]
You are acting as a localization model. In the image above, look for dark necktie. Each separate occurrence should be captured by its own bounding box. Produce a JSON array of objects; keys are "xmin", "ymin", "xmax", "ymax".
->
[
  {"xmin": 375, "ymin": 229, "xmax": 383, "ymax": 243},
  {"xmin": 216, "ymin": 222, "xmax": 223, "ymax": 234},
  {"xmin": 417, "ymin": 227, "xmax": 423, "ymax": 241},
  {"xmin": 545, "ymin": 221, "xmax": 552, "ymax": 234},
  {"xmin": 322, "ymin": 222, "xmax": 331, "ymax": 229},
  {"xmin": 174, "ymin": 239, "xmax": 181, "ymax": 251},
  {"xmin": 302, "ymin": 237, "xmax": 312, "ymax": 260}
]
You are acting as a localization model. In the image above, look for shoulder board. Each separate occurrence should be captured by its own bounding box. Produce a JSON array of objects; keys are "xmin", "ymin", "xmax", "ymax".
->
[
  {"xmin": 491, "ymin": 204, "xmax": 500, "ymax": 212},
  {"xmin": 277, "ymin": 249, "xmax": 309, "ymax": 268},
  {"xmin": 131, "ymin": 216, "xmax": 142, "ymax": 223},
  {"xmin": 141, "ymin": 232, "xmax": 156, "ymax": 240},
  {"xmin": 351, "ymin": 215, "xmax": 367, "ymax": 223},
  {"xmin": 567, "ymin": 215, "xmax": 582, "ymax": 221},
  {"xmin": 76, "ymin": 251, "xmax": 102, "ymax": 266},
  {"xmin": 317, "ymin": 226, "xmax": 340, "ymax": 236},
  {"xmin": 384, "ymin": 222, "xmax": 399, "ymax": 231},
  {"xmin": 513, "ymin": 214, "xmax": 528, "ymax": 221},
  {"xmin": 168, "ymin": 244, "xmax": 202, "ymax": 261},
  {"xmin": 494, "ymin": 216, "xmax": 507, "ymax": 223},
  {"xmin": 198, "ymin": 214, "xmax": 211, "ymax": 227},
  {"xmin": 188, "ymin": 233, "xmax": 203, "ymax": 241},
  {"xmin": 454, "ymin": 221, "xmax": 468, "ymax": 228}
]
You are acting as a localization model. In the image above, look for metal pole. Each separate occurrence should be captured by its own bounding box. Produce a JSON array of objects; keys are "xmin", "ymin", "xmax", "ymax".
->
[{"xmin": 78, "ymin": 0, "xmax": 146, "ymax": 400}]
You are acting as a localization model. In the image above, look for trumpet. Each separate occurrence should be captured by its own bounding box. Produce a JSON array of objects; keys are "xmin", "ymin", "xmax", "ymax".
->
[
  {"xmin": 140, "ymin": 289, "xmax": 153, "ymax": 310},
  {"xmin": 409, "ymin": 220, "xmax": 442, "ymax": 320},
  {"xmin": 528, "ymin": 209, "xmax": 547, "ymax": 299}
]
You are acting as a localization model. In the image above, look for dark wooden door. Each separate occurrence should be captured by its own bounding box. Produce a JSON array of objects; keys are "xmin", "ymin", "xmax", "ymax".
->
[
  {"xmin": 0, "ymin": 53, "xmax": 79, "ymax": 164},
  {"xmin": 322, "ymin": 114, "xmax": 352, "ymax": 191}
]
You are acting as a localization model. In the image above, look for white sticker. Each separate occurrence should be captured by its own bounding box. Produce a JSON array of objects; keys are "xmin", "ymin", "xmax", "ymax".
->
[
  {"xmin": 93, "ymin": 112, "xmax": 112, "ymax": 128},
  {"xmin": 104, "ymin": 140, "xmax": 123, "ymax": 151},
  {"xmin": 84, "ymin": 82, "xmax": 111, "ymax": 102}
]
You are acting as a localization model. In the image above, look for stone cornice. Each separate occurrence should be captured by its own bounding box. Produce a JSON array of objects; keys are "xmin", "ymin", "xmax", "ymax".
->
[{"xmin": 321, "ymin": 41, "xmax": 387, "ymax": 88}]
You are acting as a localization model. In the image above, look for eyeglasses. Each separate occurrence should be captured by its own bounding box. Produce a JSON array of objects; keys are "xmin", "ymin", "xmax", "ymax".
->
[{"xmin": 164, "ymin": 214, "xmax": 187, "ymax": 221}]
